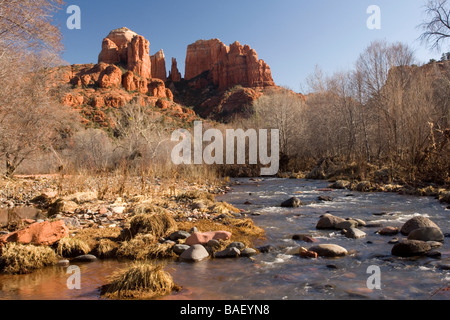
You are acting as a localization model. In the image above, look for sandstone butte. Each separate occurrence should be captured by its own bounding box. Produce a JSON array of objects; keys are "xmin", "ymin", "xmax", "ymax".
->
[
  {"xmin": 184, "ymin": 39, "xmax": 275, "ymax": 91},
  {"xmin": 53, "ymin": 27, "xmax": 196, "ymax": 127},
  {"xmin": 51, "ymin": 27, "xmax": 300, "ymax": 127}
]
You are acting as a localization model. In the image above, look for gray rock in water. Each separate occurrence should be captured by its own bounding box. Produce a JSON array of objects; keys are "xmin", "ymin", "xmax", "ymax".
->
[
  {"xmin": 173, "ymin": 244, "xmax": 190, "ymax": 255},
  {"xmin": 391, "ymin": 240, "xmax": 432, "ymax": 257},
  {"xmin": 227, "ymin": 242, "xmax": 246, "ymax": 250},
  {"xmin": 180, "ymin": 244, "xmax": 209, "ymax": 262},
  {"xmin": 308, "ymin": 244, "xmax": 348, "ymax": 257},
  {"xmin": 400, "ymin": 216, "xmax": 440, "ymax": 236},
  {"xmin": 57, "ymin": 259, "xmax": 70, "ymax": 267},
  {"xmin": 281, "ymin": 197, "xmax": 302, "ymax": 208},
  {"xmin": 72, "ymin": 254, "xmax": 97, "ymax": 262},
  {"xmin": 241, "ymin": 248, "xmax": 257, "ymax": 257},
  {"xmin": 257, "ymin": 245, "xmax": 277, "ymax": 253},
  {"xmin": 407, "ymin": 227, "xmax": 444, "ymax": 242},
  {"xmin": 316, "ymin": 214, "xmax": 346, "ymax": 230},
  {"xmin": 343, "ymin": 228, "xmax": 367, "ymax": 239},
  {"xmin": 335, "ymin": 220, "xmax": 359, "ymax": 230},
  {"xmin": 169, "ymin": 230, "xmax": 191, "ymax": 241},
  {"xmin": 318, "ymin": 196, "xmax": 333, "ymax": 202},
  {"xmin": 215, "ymin": 247, "xmax": 240, "ymax": 258},
  {"xmin": 207, "ymin": 239, "xmax": 221, "ymax": 248}
]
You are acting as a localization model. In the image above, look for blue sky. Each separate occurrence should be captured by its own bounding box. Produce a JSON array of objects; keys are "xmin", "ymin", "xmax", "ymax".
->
[{"xmin": 55, "ymin": 0, "xmax": 443, "ymax": 92}]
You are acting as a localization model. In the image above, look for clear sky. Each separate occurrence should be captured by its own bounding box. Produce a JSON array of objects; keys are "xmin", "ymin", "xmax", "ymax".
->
[{"xmin": 54, "ymin": 0, "xmax": 443, "ymax": 93}]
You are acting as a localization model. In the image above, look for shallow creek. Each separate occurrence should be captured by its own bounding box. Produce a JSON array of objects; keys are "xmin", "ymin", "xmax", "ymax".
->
[{"xmin": 0, "ymin": 178, "xmax": 449, "ymax": 300}]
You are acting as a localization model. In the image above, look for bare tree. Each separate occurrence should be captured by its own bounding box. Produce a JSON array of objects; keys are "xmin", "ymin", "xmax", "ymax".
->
[
  {"xmin": 253, "ymin": 89, "xmax": 306, "ymax": 157},
  {"xmin": 419, "ymin": 0, "xmax": 450, "ymax": 51}
]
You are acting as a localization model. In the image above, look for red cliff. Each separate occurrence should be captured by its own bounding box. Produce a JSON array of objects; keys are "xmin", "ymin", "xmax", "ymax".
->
[{"xmin": 184, "ymin": 39, "xmax": 275, "ymax": 90}]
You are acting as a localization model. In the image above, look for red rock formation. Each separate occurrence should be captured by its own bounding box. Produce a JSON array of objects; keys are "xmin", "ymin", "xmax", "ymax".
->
[
  {"xmin": 150, "ymin": 49, "xmax": 167, "ymax": 81},
  {"xmin": 185, "ymin": 39, "xmax": 275, "ymax": 90},
  {"xmin": 98, "ymin": 27, "xmax": 151, "ymax": 79},
  {"xmin": 98, "ymin": 65, "xmax": 123, "ymax": 89},
  {"xmin": 168, "ymin": 58, "xmax": 182, "ymax": 82}
]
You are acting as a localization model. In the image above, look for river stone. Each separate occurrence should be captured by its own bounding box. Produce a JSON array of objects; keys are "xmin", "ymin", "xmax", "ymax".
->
[
  {"xmin": 378, "ymin": 227, "xmax": 399, "ymax": 236},
  {"xmin": 72, "ymin": 254, "xmax": 97, "ymax": 262},
  {"xmin": 353, "ymin": 219, "xmax": 366, "ymax": 227},
  {"xmin": 169, "ymin": 230, "xmax": 191, "ymax": 241},
  {"xmin": 179, "ymin": 244, "xmax": 209, "ymax": 262},
  {"xmin": 227, "ymin": 242, "xmax": 246, "ymax": 250},
  {"xmin": 281, "ymin": 197, "xmax": 302, "ymax": 208},
  {"xmin": 292, "ymin": 234, "xmax": 317, "ymax": 243},
  {"xmin": 241, "ymin": 248, "xmax": 257, "ymax": 257},
  {"xmin": 308, "ymin": 244, "xmax": 348, "ymax": 257},
  {"xmin": 335, "ymin": 220, "xmax": 359, "ymax": 230},
  {"xmin": 407, "ymin": 227, "xmax": 444, "ymax": 242},
  {"xmin": 207, "ymin": 239, "xmax": 221, "ymax": 248},
  {"xmin": 215, "ymin": 247, "xmax": 240, "ymax": 258},
  {"xmin": 329, "ymin": 180, "xmax": 350, "ymax": 189},
  {"xmin": 391, "ymin": 240, "xmax": 432, "ymax": 257},
  {"xmin": 316, "ymin": 214, "xmax": 346, "ymax": 230},
  {"xmin": 400, "ymin": 216, "xmax": 440, "ymax": 236},
  {"xmin": 257, "ymin": 245, "xmax": 277, "ymax": 253},
  {"xmin": 343, "ymin": 228, "xmax": 367, "ymax": 239},
  {"xmin": 173, "ymin": 244, "xmax": 190, "ymax": 255},
  {"xmin": 318, "ymin": 196, "xmax": 333, "ymax": 202},
  {"xmin": 58, "ymin": 259, "xmax": 70, "ymax": 267}
]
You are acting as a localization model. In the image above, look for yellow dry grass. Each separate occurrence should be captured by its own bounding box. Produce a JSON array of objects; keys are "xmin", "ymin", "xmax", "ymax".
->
[
  {"xmin": 116, "ymin": 234, "xmax": 175, "ymax": 260},
  {"xmin": 0, "ymin": 243, "xmax": 58, "ymax": 274},
  {"xmin": 100, "ymin": 262, "xmax": 180, "ymax": 300},
  {"xmin": 56, "ymin": 237, "xmax": 91, "ymax": 257},
  {"xmin": 129, "ymin": 211, "xmax": 177, "ymax": 238}
]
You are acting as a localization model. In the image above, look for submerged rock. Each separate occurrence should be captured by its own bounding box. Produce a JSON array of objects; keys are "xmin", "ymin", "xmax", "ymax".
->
[
  {"xmin": 240, "ymin": 248, "xmax": 257, "ymax": 257},
  {"xmin": 281, "ymin": 197, "xmax": 302, "ymax": 208},
  {"xmin": 378, "ymin": 227, "xmax": 399, "ymax": 236},
  {"xmin": 391, "ymin": 240, "xmax": 432, "ymax": 257},
  {"xmin": 308, "ymin": 244, "xmax": 348, "ymax": 257},
  {"xmin": 73, "ymin": 254, "xmax": 97, "ymax": 262},
  {"xmin": 342, "ymin": 228, "xmax": 366, "ymax": 239}
]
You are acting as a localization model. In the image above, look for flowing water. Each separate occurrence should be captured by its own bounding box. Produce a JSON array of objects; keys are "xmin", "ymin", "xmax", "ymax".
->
[{"xmin": 0, "ymin": 178, "xmax": 449, "ymax": 300}]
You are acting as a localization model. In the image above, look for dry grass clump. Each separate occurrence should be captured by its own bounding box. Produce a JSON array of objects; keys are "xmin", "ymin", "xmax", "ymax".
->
[
  {"xmin": 72, "ymin": 227, "xmax": 121, "ymax": 249},
  {"xmin": 129, "ymin": 211, "xmax": 177, "ymax": 238},
  {"xmin": 0, "ymin": 243, "xmax": 58, "ymax": 274},
  {"xmin": 176, "ymin": 190, "xmax": 215, "ymax": 202},
  {"xmin": 116, "ymin": 234, "xmax": 175, "ymax": 260},
  {"xmin": 95, "ymin": 239, "xmax": 119, "ymax": 258},
  {"xmin": 100, "ymin": 262, "xmax": 180, "ymax": 300},
  {"xmin": 131, "ymin": 203, "xmax": 170, "ymax": 216},
  {"xmin": 211, "ymin": 201, "xmax": 241, "ymax": 214},
  {"xmin": 56, "ymin": 237, "xmax": 91, "ymax": 257}
]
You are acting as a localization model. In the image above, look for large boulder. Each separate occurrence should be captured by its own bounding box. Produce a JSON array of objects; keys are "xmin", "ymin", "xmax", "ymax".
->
[
  {"xmin": 407, "ymin": 227, "xmax": 444, "ymax": 242},
  {"xmin": 308, "ymin": 244, "xmax": 348, "ymax": 257},
  {"xmin": 391, "ymin": 240, "xmax": 432, "ymax": 257},
  {"xmin": 0, "ymin": 220, "xmax": 69, "ymax": 246},
  {"xmin": 185, "ymin": 231, "xmax": 232, "ymax": 246},
  {"xmin": 400, "ymin": 216, "xmax": 440, "ymax": 236}
]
